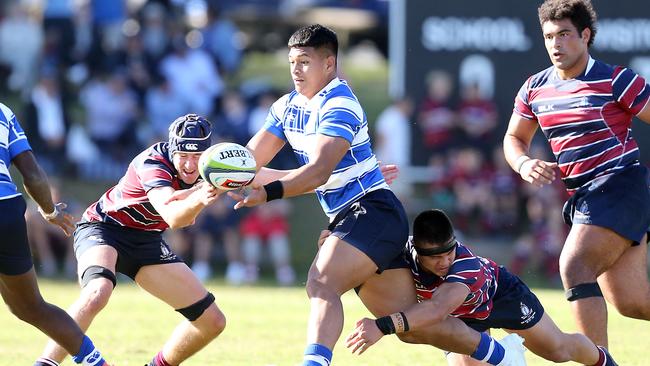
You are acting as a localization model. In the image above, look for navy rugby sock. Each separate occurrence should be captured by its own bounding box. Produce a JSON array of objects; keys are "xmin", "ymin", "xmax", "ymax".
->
[{"xmin": 34, "ymin": 357, "xmax": 60, "ymax": 366}]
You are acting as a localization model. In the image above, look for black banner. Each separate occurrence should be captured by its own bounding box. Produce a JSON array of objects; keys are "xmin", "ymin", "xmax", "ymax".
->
[{"xmin": 393, "ymin": 0, "xmax": 650, "ymax": 163}]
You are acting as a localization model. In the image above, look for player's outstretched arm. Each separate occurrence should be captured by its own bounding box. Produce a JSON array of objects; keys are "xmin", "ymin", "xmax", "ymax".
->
[
  {"xmin": 148, "ymin": 182, "xmax": 220, "ymax": 229},
  {"xmin": 345, "ymin": 282, "xmax": 468, "ymax": 355},
  {"xmin": 230, "ymin": 134, "xmax": 349, "ymax": 209},
  {"xmin": 12, "ymin": 150, "xmax": 75, "ymax": 235},
  {"xmin": 503, "ymin": 113, "xmax": 557, "ymax": 187}
]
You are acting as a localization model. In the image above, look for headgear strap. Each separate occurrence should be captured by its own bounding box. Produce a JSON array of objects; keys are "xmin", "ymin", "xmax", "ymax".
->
[{"xmin": 414, "ymin": 236, "xmax": 458, "ymax": 256}]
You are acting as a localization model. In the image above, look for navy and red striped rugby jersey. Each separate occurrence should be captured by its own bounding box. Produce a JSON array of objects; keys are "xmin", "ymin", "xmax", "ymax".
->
[
  {"xmin": 513, "ymin": 57, "xmax": 650, "ymax": 194},
  {"xmin": 406, "ymin": 240, "xmax": 500, "ymax": 320},
  {"xmin": 82, "ymin": 142, "xmax": 192, "ymax": 231}
]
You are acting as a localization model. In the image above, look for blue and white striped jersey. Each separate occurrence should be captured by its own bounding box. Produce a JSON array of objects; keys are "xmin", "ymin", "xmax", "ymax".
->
[
  {"xmin": 0, "ymin": 103, "xmax": 32, "ymax": 200},
  {"xmin": 263, "ymin": 78, "xmax": 389, "ymax": 218}
]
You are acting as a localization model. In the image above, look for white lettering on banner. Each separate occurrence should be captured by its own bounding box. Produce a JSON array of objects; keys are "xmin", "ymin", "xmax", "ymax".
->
[
  {"xmin": 594, "ymin": 19, "xmax": 650, "ymax": 52},
  {"xmin": 421, "ymin": 17, "xmax": 531, "ymax": 52}
]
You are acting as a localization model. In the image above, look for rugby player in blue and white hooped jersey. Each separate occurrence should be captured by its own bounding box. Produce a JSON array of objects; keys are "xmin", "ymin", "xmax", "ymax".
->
[
  {"xmin": 503, "ymin": 0, "xmax": 650, "ymax": 351},
  {"xmin": 0, "ymin": 103, "xmax": 111, "ymax": 366},
  {"xmin": 344, "ymin": 210, "xmax": 617, "ymax": 366},
  {"xmin": 230, "ymin": 24, "xmax": 526, "ymax": 366}
]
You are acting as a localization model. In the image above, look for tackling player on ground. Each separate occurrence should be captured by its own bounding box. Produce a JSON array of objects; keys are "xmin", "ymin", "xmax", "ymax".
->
[{"xmin": 342, "ymin": 209, "xmax": 617, "ymax": 366}]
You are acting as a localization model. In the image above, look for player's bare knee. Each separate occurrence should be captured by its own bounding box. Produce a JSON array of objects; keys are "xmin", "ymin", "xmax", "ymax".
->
[
  {"xmin": 194, "ymin": 306, "xmax": 226, "ymax": 338},
  {"xmin": 176, "ymin": 292, "xmax": 223, "ymax": 336},
  {"xmin": 305, "ymin": 277, "xmax": 338, "ymax": 299},
  {"xmin": 7, "ymin": 298, "xmax": 47, "ymax": 324},
  {"xmin": 559, "ymin": 261, "xmax": 598, "ymax": 286},
  {"xmin": 305, "ymin": 277, "xmax": 324, "ymax": 297},
  {"xmin": 612, "ymin": 299, "xmax": 650, "ymax": 320},
  {"xmin": 79, "ymin": 280, "xmax": 113, "ymax": 314}
]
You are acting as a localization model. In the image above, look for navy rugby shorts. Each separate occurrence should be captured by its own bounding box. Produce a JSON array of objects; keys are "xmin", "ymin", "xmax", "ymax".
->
[
  {"xmin": 562, "ymin": 165, "xmax": 650, "ymax": 245},
  {"xmin": 0, "ymin": 196, "xmax": 33, "ymax": 275},
  {"xmin": 328, "ymin": 189, "xmax": 409, "ymax": 273},
  {"xmin": 460, "ymin": 266, "xmax": 544, "ymax": 332},
  {"xmin": 74, "ymin": 221, "xmax": 183, "ymax": 280}
]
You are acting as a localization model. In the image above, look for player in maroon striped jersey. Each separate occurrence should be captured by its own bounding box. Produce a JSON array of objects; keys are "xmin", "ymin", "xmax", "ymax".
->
[
  {"xmin": 344, "ymin": 209, "xmax": 617, "ymax": 365},
  {"xmin": 503, "ymin": 0, "xmax": 650, "ymax": 351},
  {"xmin": 34, "ymin": 114, "xmax": 226, "ymax": 366}
]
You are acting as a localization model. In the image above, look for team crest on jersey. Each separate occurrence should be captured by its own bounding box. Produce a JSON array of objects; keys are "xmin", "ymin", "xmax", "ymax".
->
[
  {"xmin": 520, "ymin": 302, "xmax": 536, "ymax": 324},
  {"xmin": 159, "ymin": 242, "xmax": 177, "ymax": 261}
]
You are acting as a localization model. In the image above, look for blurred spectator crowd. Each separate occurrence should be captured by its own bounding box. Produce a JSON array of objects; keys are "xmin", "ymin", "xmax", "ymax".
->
[
  {"xmin": 374, "ymin": 70, "xmax": 568, "ymax": 284},
  {"xmin": 5, "ymin": 0, "xmax": 562, "ymax": 283}
]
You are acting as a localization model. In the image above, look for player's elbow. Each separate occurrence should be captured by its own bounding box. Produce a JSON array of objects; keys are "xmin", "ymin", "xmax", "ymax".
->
[{"xmin": 311, "ymin": 165, "xmax": 332, "ymax": 187}]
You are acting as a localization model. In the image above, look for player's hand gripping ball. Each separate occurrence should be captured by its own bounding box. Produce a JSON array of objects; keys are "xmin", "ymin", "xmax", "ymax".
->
[{"xmin": 199, "ymin": 142, "xmax": 256, "ymax": 190}]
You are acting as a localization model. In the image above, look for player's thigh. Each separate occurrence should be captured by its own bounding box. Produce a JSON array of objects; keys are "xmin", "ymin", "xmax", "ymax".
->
[
  {"xmin": 511, "ymin": 312, "xmax": 565, "ymax": 359},
  {"xmin": 357, "ymin": 267, "xmax": 416, "ymax": 317},
  {"xmin": 598, "ymin": 236, "xmax": 650, "ymax": 309},
  {"xmin": 73, "ymin": 223, "xmax": 120, "ymax": 277},
  {"xmin": 560, "ymin": 224, "xmax": 629, "ymax": 279},
  {"xmin": 308, "ymin": 236, "xmax": 379, "ymax": 295},
  {"xmin": 75, "ymin": 244, "xmax": 118, "ymax": 278},
  {"xmin": 135, "ymin": 262, "xmax": 210, "ymax": 308}
]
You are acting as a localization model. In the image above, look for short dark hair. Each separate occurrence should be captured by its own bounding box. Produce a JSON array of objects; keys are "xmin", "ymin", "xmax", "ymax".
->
[
  {"xmin": 412, "ymin": 209, "xmax": 454, "ymax": 248},
  {"xmin": 288, "ymin": 24, "xmax": 338, "ymax": 58},
  {"xmin": 538, "ymin": 0, "xmax": 598, "ymax": 47}
]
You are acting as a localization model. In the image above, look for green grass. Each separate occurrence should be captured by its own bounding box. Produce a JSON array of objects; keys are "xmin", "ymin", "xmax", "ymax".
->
[{"xmin": 1, "ymin": 280, "xmax": 645, "ymax": 365}]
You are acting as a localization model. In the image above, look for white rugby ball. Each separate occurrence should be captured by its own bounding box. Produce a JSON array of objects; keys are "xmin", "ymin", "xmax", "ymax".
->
[{"xmin": 199, "ymin": 142, "xmax": 256, "ymax": 190}]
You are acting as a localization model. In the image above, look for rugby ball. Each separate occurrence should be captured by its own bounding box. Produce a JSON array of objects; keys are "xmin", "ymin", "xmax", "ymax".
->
[{"xmin": 199, "ymin": 142, "xmax": 256, "ymax": 190}]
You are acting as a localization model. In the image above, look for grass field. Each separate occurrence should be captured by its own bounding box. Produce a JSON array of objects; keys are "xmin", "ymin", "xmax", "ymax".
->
[{"xmin": 1, "ymin": 279, "xmax": 645, "ymax": 365}]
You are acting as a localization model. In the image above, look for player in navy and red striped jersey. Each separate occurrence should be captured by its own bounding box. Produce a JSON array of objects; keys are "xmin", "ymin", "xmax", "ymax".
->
[
  {"xmin": 503, "ymin": 0, "xmax": 650, "ymax": 352},
  {"xmin": 34, "ymin": 114, "xmax": 226, "ymax": 366},
  {"xmin": 345, "ymin": 210, "xmax": 617, "ymax": 366}
]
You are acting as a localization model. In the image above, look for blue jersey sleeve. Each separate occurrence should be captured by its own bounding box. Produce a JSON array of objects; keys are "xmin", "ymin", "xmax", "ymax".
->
[
  {"xmin": 317, "ymin": 97, "xmax": 363, "ymax": 143},
  {"xmin": 262, "ymin": 95, "xmax": 289, "ymax": 141},
  {"xmin": 7, "ymin": 110, "xmax": 31, "ymax": 159}
]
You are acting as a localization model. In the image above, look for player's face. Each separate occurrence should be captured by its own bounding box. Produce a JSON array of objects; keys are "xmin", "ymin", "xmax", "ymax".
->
[
  {"xmin": 416, "ymin": 246, "xmax": 456, "ymax": 277},
  {"xmin": 173, "ymin": 152, "xmax": 202, "ymax": 184},
  {"xmin": 542, "ymin": 19, "xmax": 590, "ymax": 79},
  {"xmin": 288, "ymin": 46, "xmax": 335, "ymax": 99}
]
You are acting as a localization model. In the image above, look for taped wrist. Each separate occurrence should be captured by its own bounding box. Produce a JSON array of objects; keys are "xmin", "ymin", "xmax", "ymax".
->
[
  {"xmin": 514, "ymin": 155, "xmax": 531, "ymax": 174},
  {"xmin": 263, "ymin": 180, "xmax": 284, "ymax": 202},
  {"xmin": 376, "ymin": 312, "xmax": 410, "ymax": 335},
  {"xmin": 375, "ymin": 315, "xmax": 396, "ymax": 335}
]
